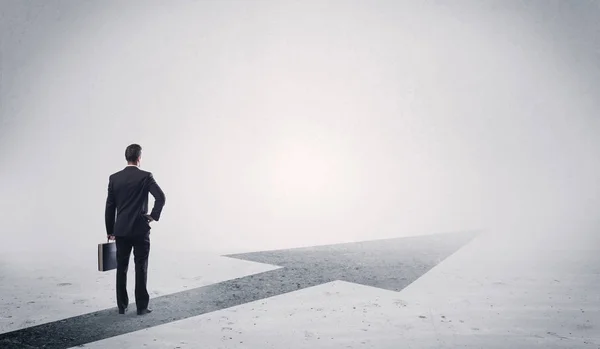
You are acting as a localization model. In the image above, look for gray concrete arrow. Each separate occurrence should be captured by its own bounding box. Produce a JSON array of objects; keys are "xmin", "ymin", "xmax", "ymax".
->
[{"xmin": 0, "ymin": 231, "xmax": 478, "ymax": 349}]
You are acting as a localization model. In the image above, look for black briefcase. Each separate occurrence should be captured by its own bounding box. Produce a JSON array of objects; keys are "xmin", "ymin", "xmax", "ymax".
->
[{"xmin": 98, "ymin": 240, "xmax": 117, "ymax": 271}]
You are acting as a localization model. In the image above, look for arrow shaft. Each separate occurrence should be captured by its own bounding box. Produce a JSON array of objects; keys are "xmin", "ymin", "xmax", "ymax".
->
[{"xmin": 0, "ymin": 268, "xmax": 328, "ymax": 349}]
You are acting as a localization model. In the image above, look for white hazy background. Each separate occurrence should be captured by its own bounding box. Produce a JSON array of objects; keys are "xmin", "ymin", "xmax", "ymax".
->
[{"xmin": 1, "ymin": 0, "xmax": 599, "ymax": 257}]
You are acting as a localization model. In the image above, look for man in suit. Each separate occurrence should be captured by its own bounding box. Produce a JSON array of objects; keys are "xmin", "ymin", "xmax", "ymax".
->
[{"xmin": 105, "ymin": 144, "xmax": 166, "ymax": 315}]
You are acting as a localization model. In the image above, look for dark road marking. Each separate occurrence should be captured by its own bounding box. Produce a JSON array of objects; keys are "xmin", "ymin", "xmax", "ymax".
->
[{"xmin": 0, "ymin": 231, "xmax": 478, "ymax": 348}]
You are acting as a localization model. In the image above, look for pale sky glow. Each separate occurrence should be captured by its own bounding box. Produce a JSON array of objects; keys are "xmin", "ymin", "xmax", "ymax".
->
[
  {"xmin": 0, "ymin": 0, "xmax": 599, "ymax": 256},
  {"xmin": 271, "ymin": 142, "xmax": 336, "ymax": 196}
]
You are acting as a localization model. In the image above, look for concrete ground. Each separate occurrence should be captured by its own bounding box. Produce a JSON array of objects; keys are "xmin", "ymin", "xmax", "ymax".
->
[{"xmin": 0, "ymin": 229, "xmax": 599, "ymax": 348}]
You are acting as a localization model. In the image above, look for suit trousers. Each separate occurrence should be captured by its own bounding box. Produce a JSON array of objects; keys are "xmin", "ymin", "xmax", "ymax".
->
[{"xmin": 115, "ymin": 232, "xmax": 151, "ymax": 311}]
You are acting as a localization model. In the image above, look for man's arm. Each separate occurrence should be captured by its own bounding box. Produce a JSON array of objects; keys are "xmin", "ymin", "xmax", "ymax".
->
[
  {"xmin": 105, "ymin": 177, "xmax": 116, "ymax": 237},
  {"xmin": 147, "ymin": 173, "xmax": 166, "ymax": 221}
]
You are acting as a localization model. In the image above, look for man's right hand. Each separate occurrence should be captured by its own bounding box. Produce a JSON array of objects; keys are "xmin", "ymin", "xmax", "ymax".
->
[{"xmin": 144, "ymin": 214, "xmax": 155, "ymax": 222}]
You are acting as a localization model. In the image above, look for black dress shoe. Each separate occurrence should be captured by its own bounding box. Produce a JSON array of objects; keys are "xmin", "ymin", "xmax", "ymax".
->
[
  {"xmin": 118, "ymin": 307, "xmax": 128, "ymax": 314},
  {"xmin": 137, "ymin": 308, "xmax": 153, "ymax": 315}
]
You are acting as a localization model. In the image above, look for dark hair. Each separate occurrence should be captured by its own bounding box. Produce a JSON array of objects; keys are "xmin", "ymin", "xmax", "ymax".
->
[{"xmin": 125, "ymin": 144, "xmax": 142, "ymax": 163}]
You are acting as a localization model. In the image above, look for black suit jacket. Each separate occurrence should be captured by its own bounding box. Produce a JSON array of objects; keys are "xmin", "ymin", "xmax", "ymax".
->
[{"xmin": 105, "ymin": 166, "xmax": 166, "ymax": 237}]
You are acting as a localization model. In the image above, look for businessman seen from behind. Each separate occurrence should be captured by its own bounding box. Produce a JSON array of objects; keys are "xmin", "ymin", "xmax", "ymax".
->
[{"xmin": 105, "ymin": 144, "xmax": 166, "ymax": 315}]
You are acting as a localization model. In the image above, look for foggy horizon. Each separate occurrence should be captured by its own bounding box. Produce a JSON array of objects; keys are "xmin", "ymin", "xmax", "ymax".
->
[{"xmin": 1, "ymin": 0, "xmax": 599, "ymax": 256}]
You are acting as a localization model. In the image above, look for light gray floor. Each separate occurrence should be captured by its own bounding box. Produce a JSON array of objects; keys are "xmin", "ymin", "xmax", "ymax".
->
[{"xmin": 1, "ymin": 229, "xmax": 599, "ymax": 348}]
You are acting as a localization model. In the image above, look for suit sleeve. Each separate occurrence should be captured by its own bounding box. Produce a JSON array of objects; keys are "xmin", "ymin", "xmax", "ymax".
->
[
  {"xmin": 148, "ymin": 173, "xmax": 166, "ymax": 221},
  {"xmin": 105, "ymin": 176, "xmax": 116, "ymax": 236}
]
